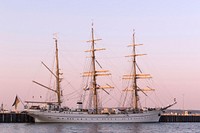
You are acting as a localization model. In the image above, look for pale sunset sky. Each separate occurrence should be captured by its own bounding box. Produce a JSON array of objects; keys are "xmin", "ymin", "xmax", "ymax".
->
[{"xmin": 1, "ymin": 0, "xmax": 200, "ymax": 110}]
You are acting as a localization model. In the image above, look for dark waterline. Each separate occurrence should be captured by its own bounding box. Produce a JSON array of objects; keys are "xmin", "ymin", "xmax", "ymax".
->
[{"xmin": 1, "ymin": 123, "xmax": 200, "ymax": 133}]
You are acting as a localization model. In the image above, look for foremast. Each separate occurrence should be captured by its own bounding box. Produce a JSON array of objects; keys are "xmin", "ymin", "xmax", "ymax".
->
[
  {"xmin": 123, "ymin": 32, "xmax": 152, "ymax": 110},
  {"xmin": 84, "ymin": 24, "xmax": 112, "ymax": 114}
]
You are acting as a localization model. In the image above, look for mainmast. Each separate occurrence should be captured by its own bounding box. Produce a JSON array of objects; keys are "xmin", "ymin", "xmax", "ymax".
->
[
  {"xmin": 84, "ymin": 24, "xmax": 112, "ymax": 114},
  {"xmin": 54, "ymin": 37, "xmax": 62, "ymax": 106}
]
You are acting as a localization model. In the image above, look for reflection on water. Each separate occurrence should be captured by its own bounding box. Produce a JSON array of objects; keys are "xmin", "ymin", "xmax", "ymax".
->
[{"xmin": 1, "ymin": 123, "xmax": 200, "ymax": 133}]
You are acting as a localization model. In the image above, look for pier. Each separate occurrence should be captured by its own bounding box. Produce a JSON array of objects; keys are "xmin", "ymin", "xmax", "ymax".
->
[
  {"xmin": 160, "ymin": 114, "xmax": 200, "ymax": 122},
  {"xmin": 0, "ymin": 112, "xmax": 34, "ymax": 123}
]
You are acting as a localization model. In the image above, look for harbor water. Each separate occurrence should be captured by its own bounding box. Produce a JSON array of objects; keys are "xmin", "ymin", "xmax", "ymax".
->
[{"xmin": 1, "ymin": 123, "xmax": 200, "ymax": 133}]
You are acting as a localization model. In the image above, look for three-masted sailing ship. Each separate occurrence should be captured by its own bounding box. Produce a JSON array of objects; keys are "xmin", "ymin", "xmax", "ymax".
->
[{"xmin": 25, "ymin": 26, "xmax": 176, "ymax": 123}]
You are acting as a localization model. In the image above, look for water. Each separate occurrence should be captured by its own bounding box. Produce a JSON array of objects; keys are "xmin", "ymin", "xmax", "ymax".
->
[{"xmin": 1, "ymin": 123, "xmax": 200, "ymax": 133}]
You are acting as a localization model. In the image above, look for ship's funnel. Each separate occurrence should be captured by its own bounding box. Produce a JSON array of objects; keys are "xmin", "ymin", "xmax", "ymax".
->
[{"xmin": 77, "ymin": 102, "xmax": 83, "ymax": 111}]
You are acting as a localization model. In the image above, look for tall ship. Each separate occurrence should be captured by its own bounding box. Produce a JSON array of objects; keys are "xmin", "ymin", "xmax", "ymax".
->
[{"xmin": 25, "ymin": 26, "xmax": 176, "ymax": 123}]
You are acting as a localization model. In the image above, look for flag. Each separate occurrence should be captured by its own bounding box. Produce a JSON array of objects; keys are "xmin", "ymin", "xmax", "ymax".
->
[
  {"xmin": 12, "ymin": 95, "xmax": 20, "ymax": 110},
  {"xmin": 0, "ymin": 103, "xmax": 3, "ymax": 111}
]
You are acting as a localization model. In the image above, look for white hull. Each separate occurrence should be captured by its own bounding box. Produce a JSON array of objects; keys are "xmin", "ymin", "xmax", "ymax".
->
[{"xmin": 27, "ymin": 110, "xmax": 161, "ymax": 123}]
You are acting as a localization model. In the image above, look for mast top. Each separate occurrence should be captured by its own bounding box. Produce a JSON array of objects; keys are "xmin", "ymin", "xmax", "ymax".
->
[
  {"xmin": 86, "ymin": 23, "xmax": 102, "ymax": 43},
  {"xmin": 133, "ymin": 29, "xmax": 135, "ymax": 34},
  {"xmin": 53, "ymin": 33, "xmax": 58, "ymax": 40},
  {"xmin": 92, "ymin": 21, "xmax": 94, "ymax": 27}
]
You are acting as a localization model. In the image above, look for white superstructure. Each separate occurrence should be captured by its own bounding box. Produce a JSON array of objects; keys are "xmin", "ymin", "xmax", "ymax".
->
[{"xmin": 28, "ymin": 108, "xmax": 161, "ymax": 123}]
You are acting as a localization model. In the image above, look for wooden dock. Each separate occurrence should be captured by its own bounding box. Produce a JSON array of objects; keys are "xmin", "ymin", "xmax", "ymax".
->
[
  {"xmin": 0, "ymin": 112, "xmax": 34, "ymax": 123},
  {"xmin": 160, "ymin": 114, "xmax": 200, "ymax": 122}
]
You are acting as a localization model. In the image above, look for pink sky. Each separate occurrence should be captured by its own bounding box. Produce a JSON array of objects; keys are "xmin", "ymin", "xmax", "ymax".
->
[{"xmin": 1, "ymin": 0, "xmax": 200, "ymax": 110}]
